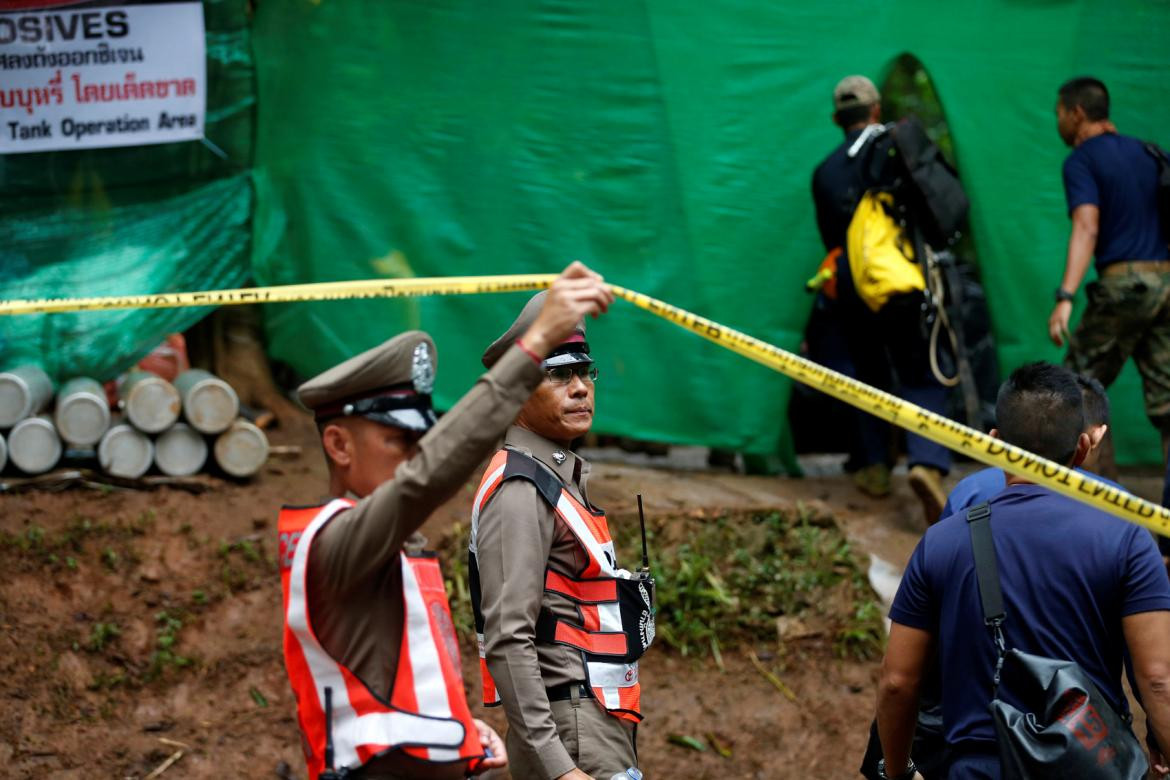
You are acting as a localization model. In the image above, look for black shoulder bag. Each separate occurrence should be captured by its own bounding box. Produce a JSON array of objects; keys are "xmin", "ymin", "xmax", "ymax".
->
[
  {"xmin": 966, "ymin": 502, "xmax": 1148, "ymax": 779},
  {"xmin": 1143, "ymin": 141, "xmax": 1170, "ymax": 240}
]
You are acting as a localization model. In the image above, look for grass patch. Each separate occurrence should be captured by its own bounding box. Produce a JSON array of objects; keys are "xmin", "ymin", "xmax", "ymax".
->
[
  {"xmin": 0, "ymin": 514, "xmax": 149, "ymax": 572},
  {"xmin": 441, "ymin": 522, "xmax": 475, "ymax": 640},
  {"xmin": 618, "ymin": 507, "xmax": 883, "ymax": 660},
  {"xmin": 217, "ymin": 537, "xmax": 273, "ymax": 593},
  {"xmin": 86, "ymin": 621, "xmax": 122, "ymax": 653},
  {"xmin": 437, "ymin": 505, "xmax": 883, "ymax": 661},
  {"xmin": 89, "ymin": 671, "xmax": 127, "ymax": 691},
  {"xmin": 146, "ymin": 609, "xmax": 193, "ymax": 680}
]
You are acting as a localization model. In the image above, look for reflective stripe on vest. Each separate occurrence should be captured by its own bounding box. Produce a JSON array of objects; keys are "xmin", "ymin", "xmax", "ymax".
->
[
  {"xmin": 469, "ymin": 451, "xmax": 509, "ymax": 706},
  {"xmin": 279, "ymin": 500, "xmax": 484, "ymax": 779},
  {"xmin": 469, "ymin": 449, "xmax": 651, "ymax": 722}
]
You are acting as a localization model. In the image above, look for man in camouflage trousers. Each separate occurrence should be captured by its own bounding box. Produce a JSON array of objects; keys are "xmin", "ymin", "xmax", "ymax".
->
[{"xmin": 1048, "ymin": 77, "xmax": 1170, "ymax": 476}]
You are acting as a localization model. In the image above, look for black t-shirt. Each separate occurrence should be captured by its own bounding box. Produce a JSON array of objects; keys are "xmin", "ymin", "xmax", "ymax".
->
[
  {"xmin": 1063, "ymin": 133, "xmax": 1169, "ymax": 267},
  {"xmin": 891, "ymin": 484, "xmax": 1170, "ymax": 748},
  {"xmin": 811, "ymin": 127, "xmax": 873, "ymax": 251}
]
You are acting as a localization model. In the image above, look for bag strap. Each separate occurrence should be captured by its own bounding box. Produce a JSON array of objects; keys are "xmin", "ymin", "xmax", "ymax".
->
[
  {"xmin": 966, "ymin": 502, "xmax": 1008, "ymax": 692},
  {"xmin": 966, "ymin": 503, "xmax": 1003, "ymax": 620}
]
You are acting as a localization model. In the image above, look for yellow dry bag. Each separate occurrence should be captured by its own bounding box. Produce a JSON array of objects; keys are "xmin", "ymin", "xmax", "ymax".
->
[{"xmin": 846, "ymin": 191, "xmax": 925, "ymax": 312}]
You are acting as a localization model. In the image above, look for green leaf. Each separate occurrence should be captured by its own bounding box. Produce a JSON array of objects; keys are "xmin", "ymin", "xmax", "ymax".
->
[
  {"xmin": 667, "ymin": 734, "xmax": 706, "ymax": 752},
  {"xmin": 706, "ymin": 732, "xmax": 733, "ymax": 758}
]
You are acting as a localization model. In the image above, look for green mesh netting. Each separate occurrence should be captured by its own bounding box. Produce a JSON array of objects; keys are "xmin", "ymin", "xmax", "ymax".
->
[{"xmin": 0, "ymin": 0, "xmax": 254, "ymax": 383}]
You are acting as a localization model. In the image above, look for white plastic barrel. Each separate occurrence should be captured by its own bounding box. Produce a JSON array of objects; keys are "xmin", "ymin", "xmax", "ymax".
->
[
  {"xmin": 0, "ymin": 365, "xmax": 54, "ymax": 428},
  {"xmin": 213, "ymin": 419, "xmax": 270, "ymax": 478},
  {"xmin": 98, "ymin": 423, "xmax": 154, "ymax": 479},
  {"xmin": 8, "ymin": 415, "xmax": 62, "ymax": 474},
  {"xmin": 120, "ymin": 370, "xmax": 181, "ymax": 434},
  {"xmin": 154, "ymin": 422, "xmax": 208, "ymax": 476},
  {"xmin": 174, "ymin": 369, "xmax": 239, "ymax": 435},
  {"xmin": 55, "ymin": 377, "xmax": 111, "ymax": 447}
]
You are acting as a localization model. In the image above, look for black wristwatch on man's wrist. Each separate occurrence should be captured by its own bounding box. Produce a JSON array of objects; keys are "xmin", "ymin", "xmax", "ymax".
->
[
  {"xmin": 1054, "ymin": 287, "xmax": 1076, "ymax": 303},
  {"xmin": 878, "ymin": 758, "xmax": 917, "ymax": 780}
]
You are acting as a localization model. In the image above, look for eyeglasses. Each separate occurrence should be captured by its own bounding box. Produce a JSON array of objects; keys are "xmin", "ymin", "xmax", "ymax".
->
[{"xmin": 544, "ymin": 365, "xmax": 599, "ymax": 385}]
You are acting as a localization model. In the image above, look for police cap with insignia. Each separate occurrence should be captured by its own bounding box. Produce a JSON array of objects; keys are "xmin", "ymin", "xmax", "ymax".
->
[
  {"xmin": 298, "ymin": 331, "xmax": 438, "ymax": 432},
  {"xmin": 482, "ymin": 290, "xmax": 592, "ymax": 369}
]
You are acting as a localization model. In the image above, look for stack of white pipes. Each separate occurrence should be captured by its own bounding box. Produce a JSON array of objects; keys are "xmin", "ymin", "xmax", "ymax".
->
[{"xmin": 0, "ymin": 366, "xmax": 269, "ymax": 480}]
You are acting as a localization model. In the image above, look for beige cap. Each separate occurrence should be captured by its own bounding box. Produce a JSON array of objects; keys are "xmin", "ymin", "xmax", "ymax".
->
[
  {"xmin": 833, "ymin": 75, "xmax": 880, "ymax": 110},
  {"xmin": 297, "ymin": 331, "xmax": 438, "ymax": 432},
  {"xmin": 482, "ymin": 291, "xmax": 591, "ymax": 369}
]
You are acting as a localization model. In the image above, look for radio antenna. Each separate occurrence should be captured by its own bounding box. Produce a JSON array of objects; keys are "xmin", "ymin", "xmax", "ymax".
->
[{"xmin": 637, "ymin": 494, "xmax": 649, "ymax": 570}]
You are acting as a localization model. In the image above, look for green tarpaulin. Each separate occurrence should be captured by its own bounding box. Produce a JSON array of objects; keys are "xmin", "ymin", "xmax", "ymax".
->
[
  {"xmin": 250, "ymin": 0, "xmax": 1170, "ymax": 465},
  {"xmin": 0, "ymin": 0, "xmax": 254, "ymax": 381}
]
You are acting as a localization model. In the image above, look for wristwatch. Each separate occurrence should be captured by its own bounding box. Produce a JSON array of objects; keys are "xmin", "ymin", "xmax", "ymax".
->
[
  {"xmin": 878, "ymin": 758, "xmax": 917, "ymax": 780},
  {"xmin": 1054, "ymin": 287, "xmax": 1075, "ymax": 303}
]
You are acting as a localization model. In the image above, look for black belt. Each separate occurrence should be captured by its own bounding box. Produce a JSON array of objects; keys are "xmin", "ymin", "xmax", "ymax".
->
[{"xmin": 545, "ymin": 682, "xmax": 593, "ymax": 702}]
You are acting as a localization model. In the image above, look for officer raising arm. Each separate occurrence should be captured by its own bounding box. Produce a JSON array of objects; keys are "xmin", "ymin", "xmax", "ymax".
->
[{"xmin": 278, "ymin": 262, "xmax": 613, "ymax": 780}]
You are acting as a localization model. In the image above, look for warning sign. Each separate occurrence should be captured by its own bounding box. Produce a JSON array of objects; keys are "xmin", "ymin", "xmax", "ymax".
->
[{"xmin": 0, "ymin": 2, "xmax": 205, "ymax": 154}]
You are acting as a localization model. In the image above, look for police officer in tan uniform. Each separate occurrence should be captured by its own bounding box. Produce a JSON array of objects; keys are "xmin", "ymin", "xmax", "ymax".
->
[
  {"xmin": 279, "ymin": 263, "xmax": 613, "ymax": 780},
  {"xmin": 470, "ymin": 292, "xmax": 652, "ymax": 780}
]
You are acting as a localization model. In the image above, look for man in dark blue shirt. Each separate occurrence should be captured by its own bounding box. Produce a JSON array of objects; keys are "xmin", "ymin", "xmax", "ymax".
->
[
  {"xmin": 875, "ymin": 362, "xmax": 1170, "ymax": 780},
  {"xmin": 812, "ymin": 76, "xmax": 884, "ymax": 253},
  {"xmin": 1047, "ymin": 76, "xmax": 1170, "ymax": 486},
  {"xmin": 805, "ymin": 76, "xmax": 886, "ymax": 499},
  {"xmin": 942, "ymin": 374, "xmax": 1119, "ymax": 517},
  {"xmin": 810, "ymin": 75, "xmax": 952, "ymax": 523}
]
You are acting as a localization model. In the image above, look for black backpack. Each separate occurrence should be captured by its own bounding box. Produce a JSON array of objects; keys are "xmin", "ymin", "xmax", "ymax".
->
[
  {"xmin": 858, "ymin": 117, "xmax": 970, "ymax": 249},
  {"xmin": 1144, "ymin": 142, "xmax": 1170, "ymax": 241}
]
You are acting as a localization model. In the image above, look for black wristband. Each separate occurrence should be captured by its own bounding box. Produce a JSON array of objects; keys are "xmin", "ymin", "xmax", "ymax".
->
[{"xmin": 1054, "ymin": 287, "xmax": 1075, "ymax": 303}]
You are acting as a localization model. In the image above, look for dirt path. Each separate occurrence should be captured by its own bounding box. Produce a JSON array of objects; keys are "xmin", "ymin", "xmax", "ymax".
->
[{"xmin": 2, "ymin": 421, "xmax": 1162, "ymax": 778}]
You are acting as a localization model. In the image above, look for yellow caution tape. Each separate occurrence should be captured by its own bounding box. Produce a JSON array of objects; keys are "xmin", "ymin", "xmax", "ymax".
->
[
  {"xmin": 609, "ymin": 285, "xmax": 1170, "ymax": 535},
  {"xmin": 0, "ymin": 274, "xmax": 558, "ymax": 315},
  {"xmin": 2, "ymin": 273, "xmax": 1167, "ymax": 533}
]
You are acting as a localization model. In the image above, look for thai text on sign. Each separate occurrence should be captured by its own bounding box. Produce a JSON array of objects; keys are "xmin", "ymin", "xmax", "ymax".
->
[{"xmin": 0, "ymin": 1, "xmax": 205, "ymax": 154}]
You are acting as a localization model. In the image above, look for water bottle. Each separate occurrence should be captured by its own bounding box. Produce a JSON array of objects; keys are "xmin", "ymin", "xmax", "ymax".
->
[{"xmin": 610, "ymin": 769, "xmax": 643, "ymax": 780}]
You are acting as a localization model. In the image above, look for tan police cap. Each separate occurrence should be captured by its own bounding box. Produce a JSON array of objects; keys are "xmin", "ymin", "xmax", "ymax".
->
[
  {"xmin": 481, "ymin": 290, "xmax": 592, "ymax": 369},
  {"xmin": 297, "ymin": 331, "xmax": 438, "ymax": 432},
  {"xmin": 833, "ymin": 75, "xmax": 880, "ymax": 110}
]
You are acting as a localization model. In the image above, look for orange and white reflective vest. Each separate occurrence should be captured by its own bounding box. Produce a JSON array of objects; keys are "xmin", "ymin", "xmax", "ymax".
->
[
  {"xmin": 279, "ymin": 499, "xmax": 485, "ymax": 780},
  {"xmin": 468, "ymin": 449, "xmax": 655, "ymax": 723}
]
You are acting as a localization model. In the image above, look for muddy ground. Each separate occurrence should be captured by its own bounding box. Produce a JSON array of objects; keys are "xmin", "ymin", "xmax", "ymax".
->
[{"xmin": 1, "ymin": 419, "xmax": 1164, "ymax": 780}]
